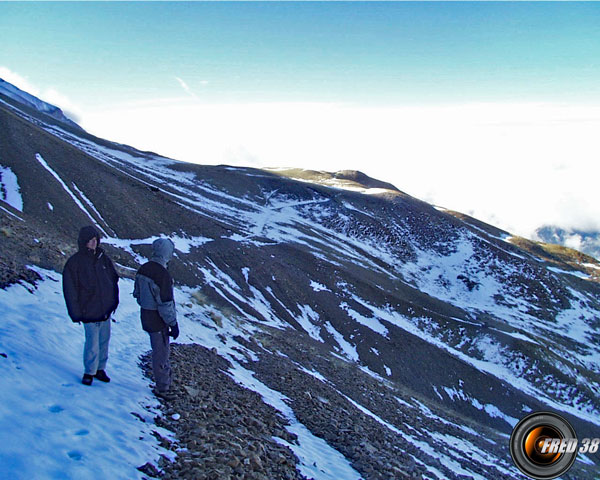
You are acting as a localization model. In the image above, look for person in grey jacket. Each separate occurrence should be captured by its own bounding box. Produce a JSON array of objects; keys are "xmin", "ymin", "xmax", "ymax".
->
[{"xmin": 133, "ymin": 238, "xmax": 179, "ymax": 399}]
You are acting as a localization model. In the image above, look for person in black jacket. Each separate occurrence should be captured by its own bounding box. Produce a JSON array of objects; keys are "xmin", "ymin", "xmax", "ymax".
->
[{"xmin": 63, "ymin": 226, "xmax": 119, "ymax": 386}]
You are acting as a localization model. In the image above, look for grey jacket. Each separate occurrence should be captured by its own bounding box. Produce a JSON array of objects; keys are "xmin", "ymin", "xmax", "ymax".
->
[{"xmin": 133, "ymin": 239, "xmax": 177, "ymax": 330}]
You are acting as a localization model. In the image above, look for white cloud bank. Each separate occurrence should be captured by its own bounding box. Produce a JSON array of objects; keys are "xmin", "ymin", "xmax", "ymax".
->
[{"xmin": 81, "ymin": 99, "xmax": 600, "ymax": 238}]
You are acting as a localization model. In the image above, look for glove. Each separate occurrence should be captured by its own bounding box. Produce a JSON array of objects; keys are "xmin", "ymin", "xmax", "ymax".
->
[{"xmin": 168, "ymin": 323, "xmax": 179, "ymax": 340}]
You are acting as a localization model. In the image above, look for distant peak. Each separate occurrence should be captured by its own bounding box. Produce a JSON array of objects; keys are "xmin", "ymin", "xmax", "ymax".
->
[
  {"xmin": 0, "ymin": 78, "xmax": 82, "ymax": 131},
  {"xmin": 263, "ymin": 167, "xmax": 401, "ymax": 194}
]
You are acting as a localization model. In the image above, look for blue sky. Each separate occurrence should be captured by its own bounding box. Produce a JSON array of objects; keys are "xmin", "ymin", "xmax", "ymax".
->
[
  {"xmin": 3, "ymin": 2, "xmax": 600, "ymax": 105},
  {"xmin": 2, "ymin": 2, "xmax": 600, "ymax": 240}
]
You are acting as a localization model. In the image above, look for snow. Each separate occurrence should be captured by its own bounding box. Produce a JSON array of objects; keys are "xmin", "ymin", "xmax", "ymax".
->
[
  {"xmin": 295, "ymin": 304, "xmax": 324, "ymax": 343},
  {"xmin": 0, "ymin": 165, "xmax": 23, "ymax": 211},
  {"xmin": 489, "ymin": 327, "xmax": 540, "ymax": 345},
  {"xmin": 346, "ymin": 292, "xmax": 600, "ymax": 427},
  {"xmin": 5, "ymin": 96, "xmax": 600, "ymax": 477},
  {"xmin": 102, "ymin": 235, "xmax": 212, "ymax": 264},
  {"xmin": 0, "ymin": 268, "xmax": 171, "ymax": 480},
  {"xmin": 547, "ymin": 265, "xmax": 590, "ymax": 280},
  {"xmin": 412, "ymin": 398, "xmax": 486, "ymax": 441},
  {"xmin": 0, "ymin": 79, "xmax": 63, "ymax": 117},
  {"xmin": 324, "ymin": 321, "xmax": 359, "ymax": 362},
  {"xmin": 443, "ymin": 387, "xmax": 518, "ymax": 427},
  {"xmin": 0, "ymin": 203, "xmax": 24, "ymax": 221},
  {"xmin": 35, "ymin": 153, "xmax": 108, "ymax": 236},
  {"xmin": 339, "ymin": 391, "xmax": 491, "ymax": 480},
  {"xmin": 273, "ymin": 172, "xmax": 392, "ymax": 196},
  {"xmin": 340, "ymin": 300, "xmax": 389, "ymax": 337},
  {"xmin": 583, "ymin": 262, "xmax": 600, "ymax": 271},
  {"xmin": 0, "ymin": 268, "xmax": 365, "ymax": 480},
  {"xmin": 71, "ymin": 182, "xmax": 110, "ymax": 232},
  {"xmin": 225, "ymin": 362, "xmax": 363, "ymax": 480},
  {"xmin": 310, "ymin": 280, "xmax": 330, "ymax": 292}
]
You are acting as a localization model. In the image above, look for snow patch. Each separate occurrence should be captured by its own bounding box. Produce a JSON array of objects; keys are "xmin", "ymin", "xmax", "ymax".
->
[
  {"xmin": 547, "ymin": 266, "xmax": 590, "ymax": 280},
  {"xmin": 0, "ymin": 165, "xmax": 23, "ymax": 211},
  {"xmin": 35, "ymin": 153, "xmax": 107, "ymax": 235},
  {"xmin": 340, "ymin": 301, "xmax": 388, "ymax": 337},
  {"xmin": 102, "ymin": 235, "xmax": 212, "ymax": 264},
  {"xmin": 295, "ymin": 305, "xmax": 323, "ymax": 343},
  {"xmin": 310, "ymin": 280, "xmax": 330, "ymax": 292},
  {"xmin": 226, "ymin": 362, "xmax": 363, "ymax": 480},
  {"xmin": 324, "ymin": 322, "xmax": 359, "ymax": 362}
]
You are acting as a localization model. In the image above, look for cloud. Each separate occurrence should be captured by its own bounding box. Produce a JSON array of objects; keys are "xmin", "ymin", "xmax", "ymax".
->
[
  {"xmin": 175, "ymin": 76, "xmax": 198, "ymax": 99},
  {"xmin": 0, "ymin": 66, "xmax": 83, "ymax": 123},
  {"xmin": 0, "ymin": 66, "xmax": 41, "ymax": 97},
  {"xmin": 43, "ymin": 88, "xmax": 83, "ymax": 123},
  {"xmin": 77, "ymin": 99, "xmax": 600, "ymax": 239}
]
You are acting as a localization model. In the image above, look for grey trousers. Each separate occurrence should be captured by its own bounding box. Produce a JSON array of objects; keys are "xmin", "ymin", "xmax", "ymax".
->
[
  {"xmin": 149, "ymin": 327, "xmax": 172, "ymax": 392},
  {"xmin": 83, "ymin": 320, "xmax": 111, "ymax": 375}
]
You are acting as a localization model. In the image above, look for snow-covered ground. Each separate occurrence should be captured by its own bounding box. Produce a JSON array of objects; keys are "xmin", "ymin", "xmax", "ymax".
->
[
  {"xmin": 0, "ymin": 268, "xmax": 362, "ymax": 480},
  {"xmin": 0, "ymin": 268, "xmax": 172, "ymax": 480}
]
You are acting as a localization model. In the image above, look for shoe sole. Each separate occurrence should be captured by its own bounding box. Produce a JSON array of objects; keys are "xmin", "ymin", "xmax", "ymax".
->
[{"xmin": 154, "ymin": 391, "xmax": 176, "ymax": 401}]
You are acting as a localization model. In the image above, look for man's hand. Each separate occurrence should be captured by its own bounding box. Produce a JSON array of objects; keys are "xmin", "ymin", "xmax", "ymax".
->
[{"xmin": 169, "ymin": 323, "xmax": 179, "ymax": 340}]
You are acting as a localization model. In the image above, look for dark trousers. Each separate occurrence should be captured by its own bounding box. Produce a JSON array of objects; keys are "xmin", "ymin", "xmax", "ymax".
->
[{"xmin": 148, "ymin": 327, "xmax": 172, "ymax": 392}]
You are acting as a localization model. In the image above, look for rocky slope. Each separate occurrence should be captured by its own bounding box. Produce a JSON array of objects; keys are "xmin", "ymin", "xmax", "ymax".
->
[{"xmin": 2, "ymin": 81, "xmax": 600, "ymax": 478}]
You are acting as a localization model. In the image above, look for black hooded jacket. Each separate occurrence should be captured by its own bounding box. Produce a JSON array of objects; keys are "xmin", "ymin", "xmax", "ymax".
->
[{"xmin": 62, "ymin": 226, "xmax": 119, "ymax": 323}]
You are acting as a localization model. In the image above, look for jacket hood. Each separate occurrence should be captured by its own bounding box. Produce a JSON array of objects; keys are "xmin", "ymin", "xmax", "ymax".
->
[
  {"xmin": 78, "ymin": 226, "xmax": 101, "ymax": 251},
  {"xmin": 151, "ymin": 238, "xmax": 175, "ymax": 266}
]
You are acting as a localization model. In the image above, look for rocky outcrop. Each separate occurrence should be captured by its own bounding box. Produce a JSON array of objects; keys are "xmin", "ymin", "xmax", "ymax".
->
[{"xmin": 140, "ymin": 344, "xmax": 306, "ymax": 480}]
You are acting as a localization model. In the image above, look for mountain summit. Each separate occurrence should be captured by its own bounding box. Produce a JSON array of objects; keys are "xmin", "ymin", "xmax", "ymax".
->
[{"xmin": 1, "ymin": 80, "xmax": 600, "ymax": 479}]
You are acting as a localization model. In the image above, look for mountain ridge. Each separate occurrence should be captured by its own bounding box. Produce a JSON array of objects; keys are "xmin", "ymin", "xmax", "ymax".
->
[
  {"xmin": 1, "ymin": 80, "xmax": 600, "ymax": 479},
  {"xmin": 0, "ymin": 78, "xmax": 83, "ymax": 132}
]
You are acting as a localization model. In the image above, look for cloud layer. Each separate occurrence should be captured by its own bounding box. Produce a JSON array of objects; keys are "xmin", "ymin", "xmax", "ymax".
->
[
  {"xmin": 3, "ymin": 67, "xmax": 599, "ymax": 240},
  {"xmin": 81, "ymin": 100, "xmax": 600, "ymax": 238}
]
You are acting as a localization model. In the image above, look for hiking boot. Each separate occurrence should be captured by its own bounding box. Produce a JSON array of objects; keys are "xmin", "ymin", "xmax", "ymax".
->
[
  {"xmin": 153, "ymin": 389, "xmax": 176, "ymax": 401},
  {"xmin": 82, "ymin": 374, "xmax": 94, "ymax": 386},
  {"xmin": 94, "ymin": 370, "xmax": 111, "ymax": 383}
]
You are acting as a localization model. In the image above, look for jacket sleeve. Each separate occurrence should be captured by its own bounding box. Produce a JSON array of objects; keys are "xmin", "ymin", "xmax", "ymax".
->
[
  {"xmin": 133, "ymin": 275, "xmax": 141, "ymax": 302},
  {"xmin": 156, "ymin": 272, "xmax": 177, "ymax": 326},
  {"xmin": 62, "ymin": 258, "xmax": 82, "ymax": 322},
  {"xmin": 107, "ymin": 257, "xmax": 119, "ymax": 312}
]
